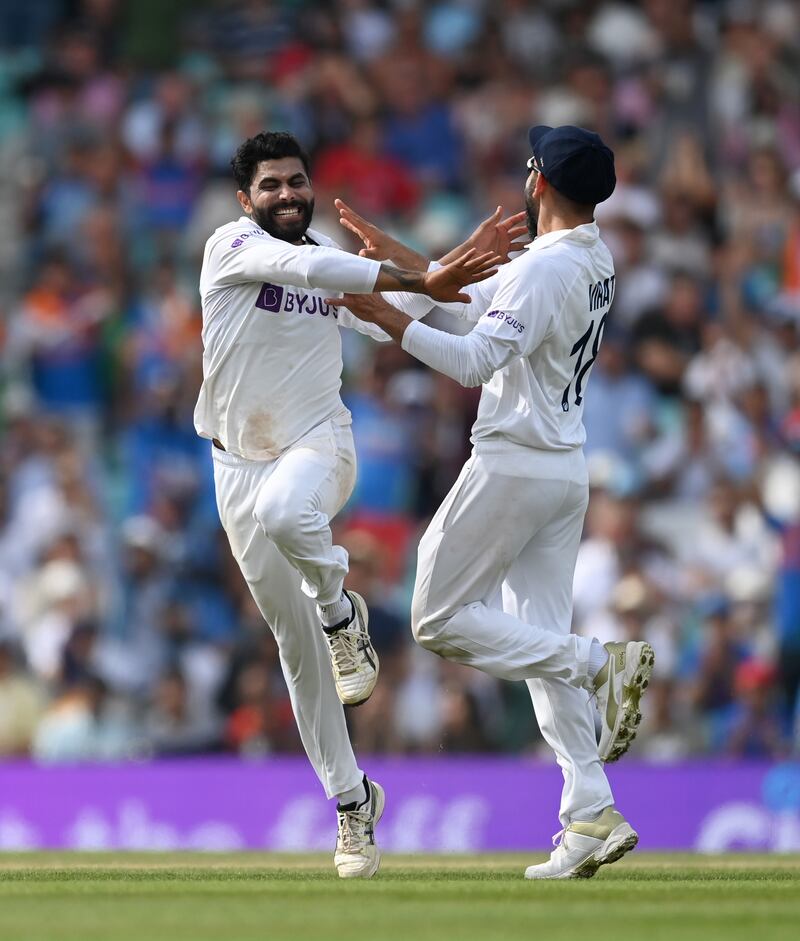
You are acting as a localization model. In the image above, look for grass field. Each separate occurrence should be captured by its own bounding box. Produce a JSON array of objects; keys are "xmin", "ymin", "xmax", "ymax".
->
[{"xmin": 0, "ymin": 853, "xmax": 798, "ymax": 941}]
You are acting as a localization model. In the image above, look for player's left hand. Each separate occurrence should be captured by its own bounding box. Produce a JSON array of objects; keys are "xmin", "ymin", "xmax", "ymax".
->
[
  {"xmin": 438, "ymin": 207, "xmax": 529, "ymax": 267},
  {"xmin": 424, "ymin": 248, "xmax": 501, "ymax": 303}
]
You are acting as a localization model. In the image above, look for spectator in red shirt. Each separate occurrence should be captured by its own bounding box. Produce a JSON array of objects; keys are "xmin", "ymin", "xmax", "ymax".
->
[{"xmin": 314, "ymin": 117, "xmax": 420, "ymax": 218}]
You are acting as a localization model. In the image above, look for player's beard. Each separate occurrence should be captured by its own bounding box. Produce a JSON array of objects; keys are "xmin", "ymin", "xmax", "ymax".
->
[
  {"xmin": 525, "ymin": 177, "xmax": 539, "ymax": 239},
  {"xmin": 252, "ymin": 198, "xmax": 315, "ymax": 243}
]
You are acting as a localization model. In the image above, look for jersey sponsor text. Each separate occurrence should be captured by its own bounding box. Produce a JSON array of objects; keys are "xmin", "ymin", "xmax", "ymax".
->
[
  {"xmin": 255, "ymin": 282, "xmax": 337, "ymax": 318},
  {"xmin": 485, "ymin": 309, "xmax": 525, "ymax": 333}
]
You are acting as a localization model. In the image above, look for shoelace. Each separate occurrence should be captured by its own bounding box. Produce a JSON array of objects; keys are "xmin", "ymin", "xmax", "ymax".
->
[
  {"xmin": 337, "ymin": 805, "xmax": 372, "ymax": 853},
  {"xmin": 552, "ymin": 829, "xmax": 565, "ymax": 848},
  {"xmin": 327, "ymin": 627, "xmax": 369, "ymax": 675}
]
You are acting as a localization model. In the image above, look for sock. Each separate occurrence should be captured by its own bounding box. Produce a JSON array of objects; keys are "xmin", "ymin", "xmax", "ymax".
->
[
  {"xmin": 587, "ymin": 639, "xmax": 608, "ymax": 680},
  {"xmin": 319, "ymin": 592, "xmax": 353, "ymax": 630},
  {"xmin": 337, "ymin": 774, "xmax": 368, "ymax": 809}
]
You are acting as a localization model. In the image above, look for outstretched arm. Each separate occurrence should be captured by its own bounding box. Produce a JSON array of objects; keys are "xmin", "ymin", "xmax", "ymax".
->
[
  {"xmin": 327, "ymin": 291, "xmax": 531, "ymax": 388},
  {"xmin": 328, "ymin": 263, "xmax": 553, "ymax": 388},
  {"xmin": 375, "ymin": 249, "xmax": 499, "ymax": 303},
  {"xmin": 337, "ymin": 198, "xmax": 527, "ymax": 267},
  {"xmin": 330, "ymin": 293, "xmax": 415, "ymax": 344},
  {"xmin": 336, "ymin": 198, "xmax": 522, "ymax": 318},
  {"xmin": 208, "ymin": 222, "xmax": 497, "ymax": 304}
]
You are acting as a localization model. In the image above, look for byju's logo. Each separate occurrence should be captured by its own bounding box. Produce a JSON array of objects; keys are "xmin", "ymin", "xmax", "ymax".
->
[
  {"xmin": 255, "ymin": 283, "xmax": 285, "ymax": 313},
  {"xmin": 486, "ymin": 309, "xmax": 524, "ymax": 333},
  {"xmin": 230, "ymin": 229, "xmax": 263, "ymax": 249},
  {"xmin": 253, "ymin": 283, "xmax": 337, "ymax": 319}
]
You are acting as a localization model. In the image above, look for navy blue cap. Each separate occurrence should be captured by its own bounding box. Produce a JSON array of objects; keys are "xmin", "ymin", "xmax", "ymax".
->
[{"xmin": 528, "ymin": 125, "xmax": 616, "ymax": 206}]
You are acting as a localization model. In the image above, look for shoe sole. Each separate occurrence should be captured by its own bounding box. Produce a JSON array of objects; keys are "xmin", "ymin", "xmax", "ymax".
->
[
  {"xmin": 572, "ymin": 824, "xmax": 639, "ymax": 879},
  {"xmin": 335, "ymin": 592, "xmax": 380, "ymax": 708},
  {"xmin": 337, "ymin": 782, "xmax": 385, "ymax": 880},
  {"xmin": 604, "ymin": 643, "xmax": 655, "ymax": 763}
]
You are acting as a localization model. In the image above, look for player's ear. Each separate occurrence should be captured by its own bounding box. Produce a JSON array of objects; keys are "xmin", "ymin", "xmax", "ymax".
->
[
  {"xmin": 533, "ymin": 173, "xmax": 547, "ymax": 199},
  {"xmin": 236, "ymin": 189, "xmax": 252, "ymax": 215}
]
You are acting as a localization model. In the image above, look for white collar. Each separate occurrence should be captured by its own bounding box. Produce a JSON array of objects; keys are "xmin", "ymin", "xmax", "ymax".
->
[{"xmin": 526, "ymin": 221, "xmax": 599, "ymax": 252}]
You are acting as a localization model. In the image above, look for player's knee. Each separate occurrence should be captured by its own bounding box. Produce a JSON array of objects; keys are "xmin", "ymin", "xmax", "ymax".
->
[
  {"xmin": 253, "ymin": 490, "xmax": 303, "ymax": 543},
  {"xmin": 411, "ymin": 594, "xmax": 441, "ymax": 652},
  {"xmin": 412, "ymin": 621, "xmax": 438, "ymax": 652}
]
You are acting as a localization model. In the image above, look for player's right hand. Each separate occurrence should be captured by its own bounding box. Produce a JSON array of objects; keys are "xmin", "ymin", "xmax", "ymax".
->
[
  {"xmin": 437, "ymin": 206, "xmax": 529, "ymax": 267},
  {"xmin": 336, "ymin": 198, "xmax": 391, "ymax": 260},
  {"xmin": 336, "ymin": 198, "xmax": 429, "ymax": 271},
  {"xmin": 423, "ymin": 249, "xmax": 501, "ymax": 304},
  {"xmin": 470, "ymin": 206, "xmax": 529, "ymax": 263}
]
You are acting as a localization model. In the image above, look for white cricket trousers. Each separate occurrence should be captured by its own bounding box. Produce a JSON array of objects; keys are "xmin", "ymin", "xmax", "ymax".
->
[
  {"xmin": 212, "ymin": 418, "xmax": 362, "ymax": 798},
  {"xmin": 412, "ymin": 445, "xmax": 613, "ymax": 825}
]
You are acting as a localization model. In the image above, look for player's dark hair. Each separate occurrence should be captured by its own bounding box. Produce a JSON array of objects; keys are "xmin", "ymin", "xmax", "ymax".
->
[{"xmin": 230, "ymin": 132, "xmax": 311, "ymax": 192}]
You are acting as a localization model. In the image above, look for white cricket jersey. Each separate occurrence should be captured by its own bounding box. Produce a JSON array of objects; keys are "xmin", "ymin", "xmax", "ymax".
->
[
  {"xmin": 402, "ymin": 222, "xmax": 615, "ymax": 452},
  {"xmin": 194, "ymin": 217, "xmax": 386, "ymax": 460}
]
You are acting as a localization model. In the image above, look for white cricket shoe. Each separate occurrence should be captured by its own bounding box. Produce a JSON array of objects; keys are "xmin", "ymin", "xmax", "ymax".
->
[
  {"xmin": 324, "ymin": 591, "xmax": 379, "ymax": 706},
  {"xmin": 524, "ymin": 806, "xmax": 638, "ymax": 880},
  {"xmin": 592, "ymin": 641, "xmax": 655, "ymax": 763},
  {"xmin": 334, "ymin": 777, "xmax": 385, "ymax": 879}
]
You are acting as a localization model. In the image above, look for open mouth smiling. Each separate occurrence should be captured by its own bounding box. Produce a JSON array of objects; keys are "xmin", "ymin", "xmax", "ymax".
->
[{"xmin": 273, "ymin": 206, "xmax": 305, "ymax": 219}]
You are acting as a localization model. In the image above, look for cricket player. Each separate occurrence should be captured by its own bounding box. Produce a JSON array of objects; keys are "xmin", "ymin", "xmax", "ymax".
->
[
  {"xmin": 330, "ymin": 126, "xmax": 655, "ymax": 880},
  {"xmin": 194, "ymin": 131, "xmax": 498, "ymax": 878}
]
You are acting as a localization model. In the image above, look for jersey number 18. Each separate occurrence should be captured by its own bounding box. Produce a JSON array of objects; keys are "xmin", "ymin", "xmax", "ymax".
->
[{"xmin": 561, "ymin": 313, "xmax": 607, "ymax": 412}]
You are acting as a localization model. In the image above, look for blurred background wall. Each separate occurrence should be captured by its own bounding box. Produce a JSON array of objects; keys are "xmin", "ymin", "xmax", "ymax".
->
[{"xmin": 0, "ymin": 0, "xmax": 800, "ymax": 772}]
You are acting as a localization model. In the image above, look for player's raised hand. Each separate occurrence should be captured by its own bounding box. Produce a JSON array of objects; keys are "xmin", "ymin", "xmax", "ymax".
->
[
  {"xmin": 336, "ymin": 198, "xmax": 390, "ymax": 259},
  {"xmin": 438, "ymin": 207, "xmax": 529, "ymax": 267},
  {"xmin": 335, "ymin": 198, "xmax": 429, "ymax": 270},
  {"xmin": 423, "ymin": 249, "xmax": 501, "ymax": 304},
  {"xmin": 495, "ymin": 209, "xmax": 530, "ymax": 257}
]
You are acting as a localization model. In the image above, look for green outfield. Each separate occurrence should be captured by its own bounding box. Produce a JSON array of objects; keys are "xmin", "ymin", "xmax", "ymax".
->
[{"xmin": 0, "ymin": 853, "xmax": 798, "ymax": 941}]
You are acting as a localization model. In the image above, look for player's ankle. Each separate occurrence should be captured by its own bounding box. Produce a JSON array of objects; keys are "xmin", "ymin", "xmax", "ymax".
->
[
  {"xmin": 337, "ymin": 774, "xmax": 369, "ymax": 809},
  {"xmin": 319, "ymin": 591, "xmax": 354, "ymax": 630},
  {"xmin": 587, "ymin": 639, "xmax": 608, "ymax": 680}
]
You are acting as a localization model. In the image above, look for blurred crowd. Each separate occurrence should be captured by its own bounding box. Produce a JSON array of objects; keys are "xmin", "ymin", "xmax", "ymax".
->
[{"xmin": 1, "ymin": 0, "xmax": 800, "ymax": 764}]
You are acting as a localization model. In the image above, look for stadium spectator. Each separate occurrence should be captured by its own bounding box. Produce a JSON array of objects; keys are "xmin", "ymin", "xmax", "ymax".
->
[
  {"xmin": 144, "ymin": 667, "xmax": 221, "ymax": 757},
  {"xmin": 724, "ymin": 659, "xmax": 787, "ymax": 759},
  {"xmin": 314, "ymin": 117, "xmax": 421, "ymax": 218},
  {"xmin": 688, "ymin": 595, "xmax": 752, "ymax": 750},
  {"xmin": 31, "ymin": 675, "xmax": 139, "ymax": 762},
  {"xmin": 0, "ymin": 640, "xmax": 44, "ymax": 756}
]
